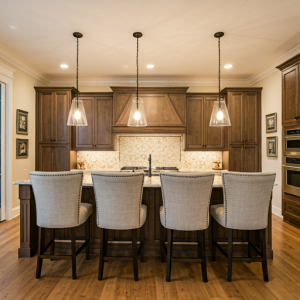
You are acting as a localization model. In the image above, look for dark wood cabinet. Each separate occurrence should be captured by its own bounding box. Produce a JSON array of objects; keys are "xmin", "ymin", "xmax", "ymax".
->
[
  {"xmin": 75, "ymin": 93, "xmax": 114, "ymax": 150},
  {"xmin": 38, "ymin": 144, "xmax": 70, "ymax": 172},
  {"xmin": 186, "ymin": 94, "xmax": 225, "ymax": 151},
  {"xmin": 37, "ymin": 90, "xmax": 71, "ymax": 144},
  {"xmin": 277, "ymin": 59, "xmax": 300, "ymax": 125},
  {"xmin": 35, "ymin": 87, "xmax": 77, "ymax": 171},
  {"xmin": 222, "ymin": 88, "xmax": 262, "ymax": 172}
]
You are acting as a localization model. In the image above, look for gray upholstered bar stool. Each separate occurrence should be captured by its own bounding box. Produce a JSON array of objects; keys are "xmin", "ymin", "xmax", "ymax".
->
[
  {"xmin": 30, "ymin": 171, "xmax": 93, "ymax": 280},
  {"xmin": 159, "ymin": 172, "xmax": 215, "ymax": 282},
  {"xmin": 210, "ymin": 171, "xmax": 276, "ymax": 282},
  {"xmin": 92, "ymin": 172, "xmax": 147, "ymax": 282}
]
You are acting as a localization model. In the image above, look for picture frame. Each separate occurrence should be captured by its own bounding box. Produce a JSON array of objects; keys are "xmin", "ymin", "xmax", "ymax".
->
[
  {"xmin": 16, "ymin": 139, "xmax": 29, "ymax": 159},
  {"xmin": 266, "ymin": 112, "xmax": 277, "ymax": 133},
  {"xmin": 16, "ymin": 109, "xmax": 28, "ymax": 135},
  {"xmin": 266, "ymin": 136, "xmax": 277, "ymax": 157}
]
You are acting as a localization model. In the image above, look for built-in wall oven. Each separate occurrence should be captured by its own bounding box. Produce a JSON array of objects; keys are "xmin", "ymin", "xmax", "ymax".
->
[
  {"xmin": 283, "ymin": 128, "xmax": 300, "ymax": 156},
  {"xmin": 283, "ymin": 155, "xmax": 300, "ymax": 198}
]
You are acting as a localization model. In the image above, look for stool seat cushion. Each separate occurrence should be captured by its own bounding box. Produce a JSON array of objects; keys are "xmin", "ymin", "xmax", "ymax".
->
[
  {"xmin": 79, "ymin": 203, "xmax": 93, "ymax": 226},
  {"xmin": 210, "ymin": 204, "xmax": 225, "ymax": 227},
  {"xmin": 140, "ymin": 204, "xmax": 147, "ymax": 227}
]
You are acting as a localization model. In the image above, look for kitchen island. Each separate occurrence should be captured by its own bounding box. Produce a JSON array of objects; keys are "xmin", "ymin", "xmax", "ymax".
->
[{"xmin": 14, "ymin": 175, "xmax": 273, "ymax": 259}]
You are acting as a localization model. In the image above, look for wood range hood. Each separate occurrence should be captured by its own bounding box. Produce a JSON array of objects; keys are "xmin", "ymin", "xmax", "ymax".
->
[{"xmin": 111, "ymin": 86, "xmax": 188, "ymax": 133}]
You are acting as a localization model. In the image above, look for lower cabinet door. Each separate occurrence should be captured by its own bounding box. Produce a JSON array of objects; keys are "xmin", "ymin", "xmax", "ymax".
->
[
  {"xmin": 229, "ymin": 145, "xmax": 243, "ymax": 172},
  {"xmin": 54, "ymin": 144, "xmax": 70, "ymax": 171},
  {"xmin": 38, "ymin": 144, "xmax": 54, "ymax": 171},
  {"xmin": 243, "ymin": 145, "xmax": 259, "ymax": 172},
  {"xmin": 229, "ymin": 144, "xmax": 259, "ymax": 172}
]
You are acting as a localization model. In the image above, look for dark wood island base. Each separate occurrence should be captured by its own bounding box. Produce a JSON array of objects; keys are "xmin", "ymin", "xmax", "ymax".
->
[{"xmin": 18, "ymin": 185, "xmax": 273, "ymax": 259}]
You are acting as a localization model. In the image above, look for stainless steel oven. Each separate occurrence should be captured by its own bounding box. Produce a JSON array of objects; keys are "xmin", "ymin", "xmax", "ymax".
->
[
  {"xmin": 284, "ymin": 128, "xmax": 300, "ymax": 155},
  {"xmin": 283, "ymin": 156, "xmax": 300, "ymax": 197}
]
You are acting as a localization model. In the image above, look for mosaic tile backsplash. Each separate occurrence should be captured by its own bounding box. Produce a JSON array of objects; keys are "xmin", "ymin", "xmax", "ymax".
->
[{"xmin": 77, "ymin": 134, "xmax": 222, "ymax": 170}]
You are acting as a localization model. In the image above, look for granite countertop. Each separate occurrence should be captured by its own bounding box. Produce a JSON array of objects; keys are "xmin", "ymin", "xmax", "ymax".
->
[{"xmin": 13, "ymin": 175, "xmax": 223, "ymax": 188}]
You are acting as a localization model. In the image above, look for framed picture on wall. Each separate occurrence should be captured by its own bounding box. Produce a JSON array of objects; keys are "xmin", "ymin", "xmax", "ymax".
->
[
  {"xmin": 16, "ymin": 109, "xmax": 28, "ymax": 135},
  {"xmin": 266, "ymin": 112, "xmax": 277, "ymax": 133},
  {"xmin": 266, "ymin": 136, "xmax": 277, "ymax": 157},
  {"xmin": 16, "ymin": 139, "xmax": 29, "ymax": 159}
]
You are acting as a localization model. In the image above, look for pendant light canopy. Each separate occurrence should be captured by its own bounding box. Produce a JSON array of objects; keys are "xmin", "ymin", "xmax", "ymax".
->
[
  {"xmin": 67, "ymin": 32, "xmax": 88, "ymax": 126},
  {"xmin": 209, "ymin": 32, "xmax": 231, "ymax": 127},
  {"xmin": 128, "ymin": 32, "xmax": 147, "ymax": 127}
]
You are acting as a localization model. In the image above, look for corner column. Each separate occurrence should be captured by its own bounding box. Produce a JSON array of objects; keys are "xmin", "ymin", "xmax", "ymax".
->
[{"xmin": 18, "ymin": 185, "xmax": 38, "ymax": 258}]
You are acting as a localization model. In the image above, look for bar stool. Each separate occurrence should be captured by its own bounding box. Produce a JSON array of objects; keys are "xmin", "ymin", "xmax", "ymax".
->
[
  {"xmin": 91, "ymin": 172, "xmax": 146, "ymax": 282},
  {"xmin": 210, "ymin": 171, "xmax": 276, "ymax": 282},
  {"xmin": 30, "ymin": 171, "xmax": 93, "ymax": 280},
  {"xmin": 159, "ymin": 172, "xmax": 215, "ymax": 282}
]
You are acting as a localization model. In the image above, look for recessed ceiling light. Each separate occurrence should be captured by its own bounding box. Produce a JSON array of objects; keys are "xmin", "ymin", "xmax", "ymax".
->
[
  {"xmin": 60, "ymin": 64, "xmax": 68, "ymax": 69},
  {"xmin": 147, "ymin": 65, "xmax": 154, "ymax": 68},
  {"xmin": 6, "ymin": 24, "xmax": 18, "ymax": 30},
  {"xmin": 224, "ymin": 64, "xmax": 232, "ymax": 69}
]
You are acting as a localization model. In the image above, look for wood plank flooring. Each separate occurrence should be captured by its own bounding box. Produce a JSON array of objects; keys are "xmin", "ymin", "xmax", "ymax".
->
[{"xmin": 1, "ymin": 215, "xmax": 300, "ymax": 300}]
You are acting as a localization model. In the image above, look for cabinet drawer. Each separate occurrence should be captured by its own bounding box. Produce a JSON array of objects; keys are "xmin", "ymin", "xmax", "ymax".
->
[{"xmin": 283, "ymin": 199, "xmax": 300, "ymax": 221}]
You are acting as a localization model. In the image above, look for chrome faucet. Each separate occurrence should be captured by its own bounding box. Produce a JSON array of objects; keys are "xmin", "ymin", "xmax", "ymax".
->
[{"xmin": 148, "ymin": 154, "xmax": 152, "ymax": 177}]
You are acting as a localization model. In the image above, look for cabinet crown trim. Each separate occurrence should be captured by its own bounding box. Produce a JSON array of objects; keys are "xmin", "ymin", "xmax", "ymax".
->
[{"xmin": 276, "ymin": 53, "xmax": 300, "ymax": 71}]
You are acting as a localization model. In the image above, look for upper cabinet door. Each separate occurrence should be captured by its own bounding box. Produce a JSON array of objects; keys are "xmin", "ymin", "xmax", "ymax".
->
[
  {"xmin": 94, "ymin": 97, "xmax": 113, "ymax": 150},
  {"xmin": 38, "ymin": 91, "xmax": 54, "ymax": 143},
  {"xmin": 282, "ymin": 64, "xmax": 299, "ymax": 125},
  {"xmin": 186, "ymin": 97, "xmax": 204, "ymax": 149},
  {"xmin": 228, "ymin": 92, "xmax": 244, "ymax": 144},
  {"xmin": 244, "ymin": 92, "xmax": 259, "ymax": 144},
  {"xmin": 204, "ymin": 97, "xmax": 225, "ymax": 149},
  {"xmin": 75, "ymin": 97, "xmax": 95, "ymax": 150},
  {"xmin": 53, "ymin": 91, "xmax": 70, "ymax": 144}
]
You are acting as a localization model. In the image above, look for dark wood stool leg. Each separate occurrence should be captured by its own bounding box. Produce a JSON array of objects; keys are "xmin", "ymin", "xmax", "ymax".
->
[
  {"xmin": 166, "ymin": 229, "xmax": 173, "ymax": 282},
  {"xmin": 260, "ymin": 229, "xmax": 269, "ymax": 282},
  {"xmin": 212, "ymin": 218, "xmax": 216, "ymax": 262},
  {"xmin": 103, "ymin": 228, "xmax": 108, "ymax": 257},
  {"xmin": 71, "ymin": 227, "xmax": 77, "ymax": 280},
  {"xmin": 160, "ymin": 224, "xmax": 166, "ymax": 262},
  {"xmin": 140, "ymin": 224, "xmax": 146, "ymax": 262},
  {"xmin": 227, "ymin": 229, "xmax": 233, "ymax": 282},
  {"xmin": 200, "ymin": 230, "xmax": 208, "ymax": 282},
  {"xmin": 86, "ymin": 217, "xmax": 91, "ymax": 260},
  {"xmin": 197, "ymin": 230, "xmax": 202, "ymax": 259},
  {"xmin": 36, "ymin": 227, "xmax": 44, "ymax": 279},
  {"xmin": 98, "ymin": 228, "xmax": 105, "ymax": 281},
  {"xmin": 50, "ymin": 228, "xmax": 55, "ymax": 257},
  {"xmin": 247, "ymin": 230, "xmax": 251, "ymax": 263},
  {"xmin": 132, "ymin": 229, "xmax": 139, "ymax": 281}
]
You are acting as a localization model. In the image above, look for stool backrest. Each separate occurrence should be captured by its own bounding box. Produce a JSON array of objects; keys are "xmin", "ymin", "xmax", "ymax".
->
[
  {"xmin": 222, "ymin": 172, "xmax": 276, "ymax": 230},
  {"xmin": 29, "ymin": 172, "xmax": 83, "ymax": 228},
  {"xmin": 92, "ymin": 172, "xmax": 144, "ymax": 230},
  {"xmin": 160, "ymin": 172, "xmax": 215, "ymax": 231}
]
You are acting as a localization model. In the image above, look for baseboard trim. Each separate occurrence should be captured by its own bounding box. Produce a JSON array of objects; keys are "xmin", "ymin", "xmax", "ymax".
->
[
  {"xmin": 272, "ymin": 205, "xmax": 282, "ymax": 218},
  {"xmin": 11, "ymin": 205, "xmax": 20, "ymax": 219}
]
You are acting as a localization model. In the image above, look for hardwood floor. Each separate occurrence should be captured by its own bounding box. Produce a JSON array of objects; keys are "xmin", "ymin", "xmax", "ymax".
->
[{"xmin": 1, "ymin": 214, "xmax": 300, "ymax": 300}]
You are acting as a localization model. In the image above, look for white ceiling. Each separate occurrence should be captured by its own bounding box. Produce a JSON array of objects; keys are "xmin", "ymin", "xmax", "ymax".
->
[{"xmin": 1, "ymin": 0, "xmax": 300, "ymax": 80}]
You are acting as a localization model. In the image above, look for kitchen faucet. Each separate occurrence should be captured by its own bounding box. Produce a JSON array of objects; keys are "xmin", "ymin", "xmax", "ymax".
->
[{"xmin": 148, "ymin": 154, "xmax": 152, "ymax": 177}]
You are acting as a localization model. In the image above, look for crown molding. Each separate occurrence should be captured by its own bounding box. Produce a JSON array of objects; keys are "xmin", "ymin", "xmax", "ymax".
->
[
  {"xmin": 0, "ymin": 61, "xmax": 15, "ymax": 79},
  {"xmin": 49, "ymin": 77, "xmax": 249, "ymax": 87},
  {"xmin": 0, "ymin": 43, "xmax": 51, "ymax": 85},
  {"xmin": 248, "ymin": 44, "xmax": 300, "ymax": 86}
]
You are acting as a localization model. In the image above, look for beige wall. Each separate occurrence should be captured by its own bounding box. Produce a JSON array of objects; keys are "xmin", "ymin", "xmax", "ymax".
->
[
  {"xmin": 252, "ymin": 71, "xmax": 282, "ymax": 216},
  {"xmin": 0, "ymin": 57, "xmax": 46, "ymax": 209}
]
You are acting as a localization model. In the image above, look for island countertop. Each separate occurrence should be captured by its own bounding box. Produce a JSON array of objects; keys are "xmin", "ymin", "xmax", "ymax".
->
[{"xmin": 13, "ymin": 174, "xmax": 223, "ymax": 188}]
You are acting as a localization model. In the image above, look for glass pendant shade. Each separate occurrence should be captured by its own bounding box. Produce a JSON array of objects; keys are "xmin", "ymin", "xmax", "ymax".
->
[
  {"xmin": 67, "ymin": 98, "xmax": 88, "ymax": 126},
  {"xmin": 127, "ymin": 97, "xmax": 147, "ymax": 127},
  {"xmin": 209, "ymin": 99, "xmax": 231, "ymax": 126}
]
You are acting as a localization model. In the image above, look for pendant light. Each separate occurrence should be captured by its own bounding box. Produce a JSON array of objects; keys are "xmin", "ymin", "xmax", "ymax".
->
[
  {"xmin": 67, "ymin": 32, "xmax": 88, "ymax": 126},
  {"xmin": 128, "ymin": 32, "xmax": 147, "ymax": 127},
  {"xmin": 209, "ymin": 32, "xmax": 231, "ymax": 127}
]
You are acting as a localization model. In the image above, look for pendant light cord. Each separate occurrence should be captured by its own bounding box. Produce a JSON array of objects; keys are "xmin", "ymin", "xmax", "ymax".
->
[
  {"xmin": 136, "ymin": 36, "xmax": 139, "ymax": 109},
  {"xmin": 76, "ymin": 37, "xmax": 79, "ymax": 108},
  {"xmin": 218, "ymin": 37, "xmax": 221, "ymax": 108}
]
